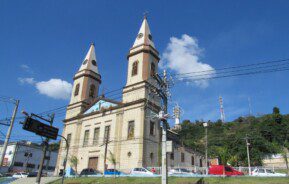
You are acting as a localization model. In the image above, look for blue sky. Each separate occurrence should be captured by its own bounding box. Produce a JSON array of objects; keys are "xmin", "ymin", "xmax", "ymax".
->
[{"xmin": 1, "ymin": 0, "xmax": 289, "ymax": 142}]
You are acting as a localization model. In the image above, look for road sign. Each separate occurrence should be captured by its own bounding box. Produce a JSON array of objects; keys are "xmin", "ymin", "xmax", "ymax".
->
[
  {"xmin": 22, "ymin": 117, "xmax": 59, "ymax": 140},
  {"xmin": 166, "ymin": 141, "xmax": 173, "ymax": 153}
]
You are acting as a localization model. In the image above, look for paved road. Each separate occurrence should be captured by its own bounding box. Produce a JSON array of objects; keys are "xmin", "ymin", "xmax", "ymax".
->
[{"xmin": 9, "ymin": 177, "xmax": 60, "ymax": 184}]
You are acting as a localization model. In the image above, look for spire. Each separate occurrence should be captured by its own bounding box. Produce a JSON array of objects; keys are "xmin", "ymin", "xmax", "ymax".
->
[
  {"xmin": 133, "ymin": 17, "xmax": 155, "ymax": 48},
  {"xmin": 78, "ymin": 43, "xmax": 99, "ymax": 74}
]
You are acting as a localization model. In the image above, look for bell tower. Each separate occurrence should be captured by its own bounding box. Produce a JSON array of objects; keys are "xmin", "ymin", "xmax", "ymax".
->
[
  {"xmin": 66, "ymin": 43, "xmax": 101, "ymax": 119},
  {"xmin": 123, "ymin": 17, "xmax": 160, "ymax": 104}
]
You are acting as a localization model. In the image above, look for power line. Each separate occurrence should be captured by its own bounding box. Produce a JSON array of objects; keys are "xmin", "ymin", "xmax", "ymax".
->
[
  {"xmin": 172, "ymin": 58, "xmax": 289, "ymax": 76},
  {"xmin": 175, "ymin": 62, "xmax": 289, "ymax": 79},
  {"xmin": 175, "ymin": 66, "xmax": 289, "ymax": 82},
  {"xmin": 1, "ymin": 58, "xmax": 289, "ymax": 126}
]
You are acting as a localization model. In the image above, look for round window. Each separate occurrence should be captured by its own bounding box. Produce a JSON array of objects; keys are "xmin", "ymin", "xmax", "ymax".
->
[
  {"xmin": 127, "ymin": 151, "xmax": 132, "ymax": 157},
  {"xmin": 83, "ymin": 59, "xmax": 88, "ymax": 65}
]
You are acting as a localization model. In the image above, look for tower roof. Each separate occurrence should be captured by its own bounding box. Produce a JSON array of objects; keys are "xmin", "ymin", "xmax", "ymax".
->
[
  {"xmin": 78, "ymin": 43, "xmax": 99, "ymax": 74},
  {"xmin": 133, "ymin": 17, "xmax": 155, "ymax": 48}
]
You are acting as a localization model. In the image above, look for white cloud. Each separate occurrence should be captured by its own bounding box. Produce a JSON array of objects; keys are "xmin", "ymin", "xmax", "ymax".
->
[
  {"xmin": 18, "ymin": 77, "xmax": 72, "ymax": 100},
  {"xmin": 161, "ymin": 34, "xmax": 215, "ymax": 88},
  {"xmin": 35, "ymin": 79, "xmax": 72, "ymax": 100},
  {"xmin": 18, "ymin": 77, "xmax": 36, "ymax": 85},
  {"xmin": 20, "ymin": 64, "xmax": 33, "ymax": 74}
]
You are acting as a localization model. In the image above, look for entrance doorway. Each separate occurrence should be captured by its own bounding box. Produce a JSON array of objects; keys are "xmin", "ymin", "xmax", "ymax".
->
[{"xmin": 88, "ymin": 157, "xmax": 98, "ymax": 170}]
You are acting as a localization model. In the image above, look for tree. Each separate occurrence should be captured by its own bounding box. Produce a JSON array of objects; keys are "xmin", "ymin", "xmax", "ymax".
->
[
  {"xmin": 107, "ymin": 151, "xmax": 117, "ymax": 177},
  {"xmin": 273, "ymin": 107, "xmax": 280, "ymax": 114},
  {"xmin": 281, "ymin": 147, "xmax": 289, "ymax": 175},
  {"xmin": 69, "ymin": 155, "xmax": 79, "ymax": 175},
  {"xmin": 178, "ymin": 109, "xmax": 287, "ymax": 168}
]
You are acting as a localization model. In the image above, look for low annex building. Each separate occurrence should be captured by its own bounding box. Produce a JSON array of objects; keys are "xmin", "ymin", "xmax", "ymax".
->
[
  {"xmin": 0, "ymin": 141, "xmax": 58, "ymax": 173},
  {"xmin": 55, "ymin": 17, "xmax": 204, "ymax": 174}
]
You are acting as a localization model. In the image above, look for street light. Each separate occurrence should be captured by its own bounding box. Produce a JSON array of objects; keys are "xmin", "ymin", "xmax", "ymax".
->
[{"xmin": 203, "ymin": 121, "xmax": 208, "ymax": 175}]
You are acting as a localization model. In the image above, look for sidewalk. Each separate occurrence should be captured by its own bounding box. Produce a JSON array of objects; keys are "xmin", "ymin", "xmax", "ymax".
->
[{"xmin": 10, "ymin": 177, "xmax": 60, "ymax": 184}]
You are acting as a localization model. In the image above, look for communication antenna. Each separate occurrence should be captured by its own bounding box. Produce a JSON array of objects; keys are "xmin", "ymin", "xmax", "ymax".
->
[
  {"xmin": 173, "ymin": 104, "xmax": 181, "ymax": 125},
  {"xmin": 219, "ymin": 96, "xmax": 225, "ymax": 123},
  {"xmin": 248, "ymin": 97, "xmax": 252, "ymax": 116}
]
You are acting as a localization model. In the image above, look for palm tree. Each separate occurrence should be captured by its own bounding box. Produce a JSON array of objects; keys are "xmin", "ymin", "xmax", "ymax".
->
[
  {"xmin": 107, "ymin": 151, "xmax": 117, "ymax": 178},
  {"xmin": 69, "ymin": 155, "xmax": 79, "ymax": 175},
  {"xmin": 216, "ymin": 147, "xmax": 230, "ymax": 176}
]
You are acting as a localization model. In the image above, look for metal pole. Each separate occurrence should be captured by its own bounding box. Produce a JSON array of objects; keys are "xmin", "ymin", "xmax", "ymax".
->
[
  {"xmin": 161, "ymin": 111, "xmax": 167, "ymax": 184},
  {"xmin": 36, "ymin": 114, "xmax": 54, "ymax": 184},
  {"xmin": 58, "ymin": 135, "xmax": 69, "ymax": 184},
  {"xmin": 246, "ymin": 135, "xmax": 251, "ymax": 175},
  {"xmin": 205, "ymin": 125, "xmax": 208, "ymax": 175},
  {"xmin": 0, "ymin": 99, "xmax": 19, "ymax": 166},
  {"xmin": 161, "ymin": 70, "xmax": 168, "ymax": 184}
]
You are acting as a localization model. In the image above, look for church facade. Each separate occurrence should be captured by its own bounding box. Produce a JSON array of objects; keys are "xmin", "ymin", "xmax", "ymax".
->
[{"xmin": 55, "ymin": 18, "xmax": 204, "ymax": 174}]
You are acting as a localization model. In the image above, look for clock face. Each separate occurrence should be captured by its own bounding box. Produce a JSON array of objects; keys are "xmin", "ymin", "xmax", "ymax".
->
[
  {"xmin": 148, "ymin": 34, "xmax": 153, "ymax": 41},
  {"xmin": 91, "ymin": 60, "xmax": 97, "ymax": 66},
  {"xmin": 83, "ymin": 59, "xmax": 88, "ymax": 65},
  {"xmin": 137, "ymin": 33, "xmax": 143, "ymax": 39}
]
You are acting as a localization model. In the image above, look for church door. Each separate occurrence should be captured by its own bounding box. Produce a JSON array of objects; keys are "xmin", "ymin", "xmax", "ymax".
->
[{"xmin": 88, "ymin": 157, "xmax": 98, "ymax": 170}]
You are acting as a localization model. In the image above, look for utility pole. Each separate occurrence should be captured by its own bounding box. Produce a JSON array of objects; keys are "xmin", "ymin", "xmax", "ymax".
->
[
  {"xmin": 102, "ymin": 126, "xmax": 110, "ymax": 175},
  {"xmin": 103, "ymin": 138, "xmax": 108, "ymax": 175},
  {"xmin": 58, "ymin": 135, "xmax": 69, "ymax": 184},
  {"xmin": 203, "ymin": 121, "xmax": 208, "ymax": 175},
  {"xmin": 0, "ymin": 99, "xmax": 19, "ymax": 167},
  {"xmin": 152, "ymin": 70, "xmax": 172, "ymax": 184},
  {"xmin": 245, "ymin": 135, "xmax": 251, "ymax": 175},
  {"xmin": 36, "ymin": 113, "xmax": 55, "ymax": 184}
]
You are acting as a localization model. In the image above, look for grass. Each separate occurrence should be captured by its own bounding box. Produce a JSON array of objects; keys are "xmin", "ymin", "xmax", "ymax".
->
[
  {"xmin": 49, "ymin": 176, "xmax": 289, "ymax": 184},
  {"xmin": 0, "ymin": 178, "xmax": 6, "ymax": 182},
  {"xmin": 275, "ymin": 169, "xmax": 288, "ymax": 174}
]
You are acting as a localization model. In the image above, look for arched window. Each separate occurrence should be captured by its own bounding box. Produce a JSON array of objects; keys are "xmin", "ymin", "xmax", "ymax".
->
[
  {"xmin": 151, "ymin": 62, "xmax": 155, "ymax": 77},
  {"xmin": 74, "ymin": 83, "xmax": 80, "ymax": 96},
  {"xmin": 89, "ymin": 84, "xmax": 95, "ymax": 98},
  {"xmin": 150, "ymin": 153, "xmax": 154, "ymax": 162},
  {"xmin": 132, "ymin": 61, "xmax": 138, "ymax": 76},
  {"xmin": 191, "ymin": 156, "xmax": 195, "ymax": 165}
]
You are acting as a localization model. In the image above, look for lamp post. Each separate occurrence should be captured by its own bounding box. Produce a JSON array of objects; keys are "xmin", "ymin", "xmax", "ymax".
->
[{"xmin": 203, "ymin": 121, "xmax": 208, "ymax": 175}]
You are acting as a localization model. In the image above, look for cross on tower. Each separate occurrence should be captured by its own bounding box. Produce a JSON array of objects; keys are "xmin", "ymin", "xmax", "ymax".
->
[{"xmin": 143, "ymin": 11, "xmax": 149, "ymax": 19}]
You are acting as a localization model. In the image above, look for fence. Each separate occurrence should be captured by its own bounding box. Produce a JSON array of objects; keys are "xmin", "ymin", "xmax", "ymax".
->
[
  {"xmin": 147, "ymin": 166, "xmax": 288, "ymax": 175},
  {"xmin": 147, "ymin": 166, "xmax": 207, "ymax": 175}
]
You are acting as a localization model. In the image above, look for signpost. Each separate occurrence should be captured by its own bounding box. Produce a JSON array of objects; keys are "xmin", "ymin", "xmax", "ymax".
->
[
  {"xmin": 21, "ymin": 112, "xmax": 58, "ymax": 184},
  {"xmin": 22, "ymin": 116, "xmax": 58, "ymax": 140}
]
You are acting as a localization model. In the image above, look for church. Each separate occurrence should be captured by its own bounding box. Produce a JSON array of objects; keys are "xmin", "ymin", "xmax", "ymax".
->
[{"xmin": 55, "ymin": 17, "xmax": 204, "ymax": 174}]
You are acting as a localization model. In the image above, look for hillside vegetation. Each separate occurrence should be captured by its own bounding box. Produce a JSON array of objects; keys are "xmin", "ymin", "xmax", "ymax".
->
[{"xmin": 178, "ymin": 107, "xmax": 289, "ymax": 167}]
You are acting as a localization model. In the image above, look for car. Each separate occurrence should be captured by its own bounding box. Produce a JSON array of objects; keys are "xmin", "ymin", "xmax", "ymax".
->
[
  {"xmin": 27, "ymin": 171, "xmax": 47, "ymax": 177},
  {"xmin": 209, "ymin": 165, "xmax": 244, "ymax": 176},
  {"xmin": 169, "ymin": 168, "xmax": 192, "ymax": 175},
  {"xmin": 58, "ymin": 169, "xmax": 64, "ymax": 176},
  {"xmin": 130, "ymin": 167, "xmax": 154, "ymax": 175},
  {"xmin": 12, "ymin": 172, "xmax": 28, "ymax": 178},
  {"xmin": 251, "ymin": 168, "xmax": 287, "ymax": 177},
  {"xmin": 80, "ymin": 168, "xmax": 101, "ymax": 176},
  {"xmin": 104, "ymin": 169, "xmax": 123, "ymax": 175}
]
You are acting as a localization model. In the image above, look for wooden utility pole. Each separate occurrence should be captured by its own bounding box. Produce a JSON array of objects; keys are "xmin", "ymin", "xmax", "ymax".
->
[
  {"xmin": 245, "ymin": 135, "xmax": 251, "ymax": 175},
  {"xmin": 0, "ymin": 99, "xmax": 19, "ymax": 166},
  {"xmin": 103, "ymin": 126, "xmax": 110, "ymax": 175},
  {"xmin": 103, "ymin": 138, "xmax": 108, "ymax": 174},
  {"xmin": 36, "ymin": 113, "xmax": 55, "ymax": 184}
]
